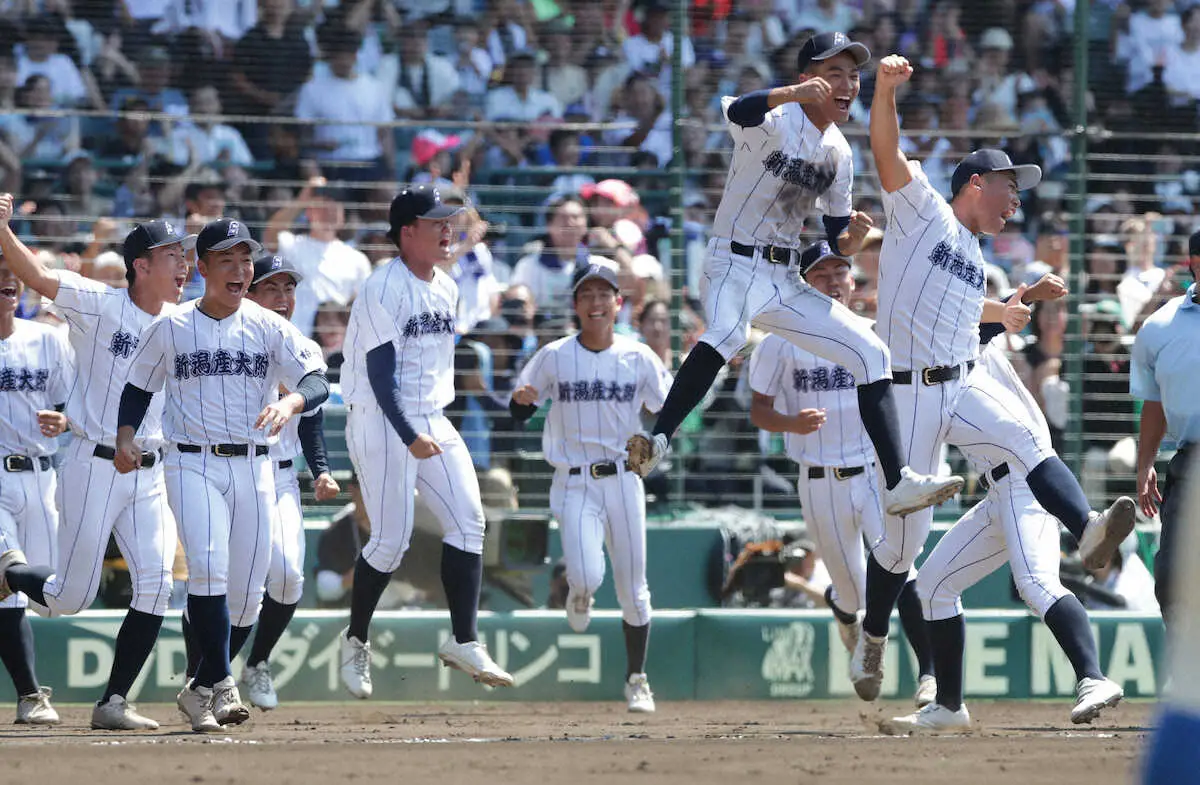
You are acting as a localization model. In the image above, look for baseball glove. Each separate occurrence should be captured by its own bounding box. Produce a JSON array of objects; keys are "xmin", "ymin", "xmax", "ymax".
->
[{"xmin": 626, "ymin": 433, "xmax": 654, "ymax": 477}]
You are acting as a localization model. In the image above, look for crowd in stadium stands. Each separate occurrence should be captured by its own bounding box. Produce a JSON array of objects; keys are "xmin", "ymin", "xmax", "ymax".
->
[{"xmin": 0, "ymin": 1, "xmax": 1196, "ymax": 608}]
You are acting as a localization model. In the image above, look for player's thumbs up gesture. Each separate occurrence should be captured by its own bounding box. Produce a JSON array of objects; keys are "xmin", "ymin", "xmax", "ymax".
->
[
  {"xmin": 1002, "ymin": 284, "xmax": 1032, "ymax": 333},
  {"xmin": 876, "ymin": 55, "xmax": 913, "ymax": 88},
  {"xmin": 409, "ymin": 433, "xmax": 444, "ymax": 459},
  {"xmin": 511, "ymin": 384, "xmax": 539, "ymax": 407}
]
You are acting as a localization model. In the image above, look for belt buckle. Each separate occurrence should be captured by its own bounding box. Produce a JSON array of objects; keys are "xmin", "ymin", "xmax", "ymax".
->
[
  {"xmin": 833, "ymin": 467, "xmax": 852, "ymax": 481},
  {"xmin": 213, "ymin": 444, "xmax": 235, "ymax": 458},
  {"xmin": 922, "ymin": 367, "xmax": 940, "ymax": 386},
  {"xmin": 3, "ymin": 455, "xmax": 21, "ymax": 472},
  {"xmin": 768, "ymin": 246, "xmax": 787, "ymax": 264},
  {"xmin": 589, "ymin": 463, "xmax": 606, "ymax": 479}
]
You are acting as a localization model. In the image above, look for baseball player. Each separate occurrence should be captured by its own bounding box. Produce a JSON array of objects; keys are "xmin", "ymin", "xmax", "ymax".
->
[
  {"xmin": 0, "ymin": 249, "xmax": 69, "ymax": 725},
  {"xmin": 509, "ymin": 260, "xmax": 671, "ymax": 713},
  {"xmin": 238, "ymin": 253, "xmax": 340, "ymax": 710},
  {"xmin": 0, "ymin": 201, "xmax": 187, "ymax": 731},
  {"xmin": 883, "ymin": 281, "xmax": 1124, "ymax": 733},
  {"xmin": 338, "ymin": 184, "xmax": 513, "ymax": 699},
  {"xmin": 854, "ymin": 53, "xmax": 1136, "ymax": 702},
  {"xmin": 625, "ymin": 32, "xmax": 963, "ymax": 521},
  {"xmin": 115, "ymin": 217, "xmax": 329, "ymax": 732},
  {"xmin": 747, "ymin": 241, "xmax": 936, "ymax": 708}
]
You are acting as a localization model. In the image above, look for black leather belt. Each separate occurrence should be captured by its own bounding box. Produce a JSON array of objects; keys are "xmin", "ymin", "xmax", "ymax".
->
[
  {"xmin": 278, "ymin": 459, "xmax": 293, "ymax": 469},
  {"xmin": 178, "ymin": 443, "xmax": 269, "ymax": 458},
  {"xmin": 569, "ymin": 461, "xmax": 630, "ymax": 479},
  {"xmin": 730, "ymin": 240, "xmax": 796, "ymax": 265},
  {"xmin": 808, "ymin": 465, "xmax": 867, "ymax": 481},
  {"xmin": 893, "ymin": 361, "xmax": 975, "ymax": 386},
  {"xmin": 3, "ymin": 455, "xmax": 50, "ymax": 472},
  {"xmin": 978, "ymin": 462, "xmax": 1010, "ymax": 492},
  {"xmin": 92, "ymin": 445, "xmax": 161, "ymax": 468}
]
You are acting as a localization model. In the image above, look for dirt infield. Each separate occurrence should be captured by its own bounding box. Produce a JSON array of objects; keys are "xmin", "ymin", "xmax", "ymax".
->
[{"xmin": 0, "ymin": 699, "xmax": 1152, "ymax": 785}]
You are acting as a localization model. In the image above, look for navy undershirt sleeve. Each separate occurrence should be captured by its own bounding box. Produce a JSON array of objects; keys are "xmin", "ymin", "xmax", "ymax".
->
[
  {"xmin": 297, "ymin": 408, "xmax": 331, "ymax": 477},
  {"xmin": 726, "ymin": 89, "xmax": 772, "ymax": 127},
  {"xmin": 365, "ymin": 342, "xmax": 419, "ymax": 446},
  {"xmin": 116, "ymin": 384, "xmax": 153, "ymax": 433}
]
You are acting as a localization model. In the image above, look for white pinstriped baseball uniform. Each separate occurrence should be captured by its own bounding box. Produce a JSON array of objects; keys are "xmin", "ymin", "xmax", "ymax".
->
[
  {"xmin": 696, "ymin": 96, "xmax": 890, "ymax": 386},
  {"xmin": 125, "ymin": 299, "xmax": 325, "ymax": 627},
  {"xmin": 917, "ymin": 340, "xmax": 1069, "ymax": 621},
  {"xmin": 0, "ymin": 318, "xmax": 70, "ymax": 613},
  {"xmin": 265, "ymin": 334, "xmax": 324, "ymax": 607},
  {"xmin": 748, "ymin": 333, "xmax": 884, "ymax": 615},
  {"xmin": 872, "ymin": 165, "xmax": 1055, "ymax": 572},
  {"xmin": 341, "ymin": 258, "xmax": 486, "ymax": 573},
  {"xmin": 515, "ymin": 333, "xmax": 672, "ymax": 625},
  {"xmin": 40, "ymin": 272, "xmax": 177, "ymax": 618}
]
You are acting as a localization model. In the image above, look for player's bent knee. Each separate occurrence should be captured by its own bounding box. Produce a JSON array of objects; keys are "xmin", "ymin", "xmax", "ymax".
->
[
  {"xmin": 617, "ymin": 587, "xmax": 652, "ymax": 627},
  {"xmin": 1015, "ymin": 575, "xmax": 1067, "ymax": 619},
  {"xmin": 267, "ymin": 577, "xmax": 304, "ymax": 607}
]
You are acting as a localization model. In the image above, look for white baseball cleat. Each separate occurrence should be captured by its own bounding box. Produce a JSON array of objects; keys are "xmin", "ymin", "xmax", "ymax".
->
[
  {"xmin": 91, "ymin": 695, "xmax": 159, "ymax": 730},
  {"xmin": 15, "ymin": 687, "xmax": 59, "ymax": 725},
  {"xmin": 0, "ymin": 548, "xmax": 27, "ymax": 602},
  {"xmin": 625, "ymin": 673, "xmax": 656, "ymax": 713},
  {"xmin": 626, "ymin": 433, "xmax": 668, "ymax": 478},
  {"xmin": 211, "ymin": 676, "xmax": 250, "ymax": 725},
  {"xmin": 239, "ymin": 661, "xmax": 279, "ymax": 711},
  {"xmin": 1079, "ymin": 497, "xmax": 1136, "ymax": 571},
  {"xmin": 850, "ymin": 631, "xmax": 886, "ymax": 701},
  {"xmin": 883, "ymin": 467, "xmax": 964, "ymax": 516},
  {"xmin": 1071, "ymin": 677, "xmax": 1123, "ymax": 724},
  {"xmin": 176, "ymin": 683, "xmax": 221, "ymax": 733},
  {"xmin": 881, "ymin": 702, "xmax": 971, "ymax": 735},
  {"xmin": 438, "ymin": 638, "xmax": 515, "ymax": 687},
  {"xmin": 565, "ymin": 590, "xmax": 593, "ymax": 633},
  {"xmin": 914, "ymin": 674, "xmax": 938, "ymax": 708},
  {"xmin": 339, "ymin": 628, "xmax": 373, "ymax": 699}
]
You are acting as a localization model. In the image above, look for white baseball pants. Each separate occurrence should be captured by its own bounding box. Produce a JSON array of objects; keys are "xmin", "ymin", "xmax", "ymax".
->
[
  {"xmin": 42, "ymin": 438, "xmax": 176, "ymax": 616},
  {"xmin": 699, "ymin": 239, "xmax": 891, "ymax": 382},
  {"xmin": 266, "ymin": 462, "xmax": 305, "ymax": 606},
  {"xmin": 549, "ymin": 465, "xmax": 651, "ymax": 627},
  {"xmin": 0, "ymin": 459, "xmax": 56, "ymax": 612},
  {"xmin": 347, "ymin": 406, "xmax": 485, "ymax": 574},
  {"xmin": 165, "ymin": 448, "xmax": 275, "ymax": 627}
]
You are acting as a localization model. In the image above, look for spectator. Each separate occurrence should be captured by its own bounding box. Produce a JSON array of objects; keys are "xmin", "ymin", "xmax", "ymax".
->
[
  {"xmin": 539, "ymin": 18, "xmax": 587, "ymax": 109},
  {"xmin": 567, "ymin": 0, "xmax": 622, "ymax": 66},
  {"xmin": 790, "ymin": 0, "xmax": 859, "ymax": 36},
  {"xmin": 1164, "ymin": 9, "xmax": 1200, "ymax": 103},
  {"xmin": 15, "ymin": 15, "xmax": 91, "ymax": 108},
  {"xmin": 294, "ymin": 21, "xmax": 395, "ymax": 181},
  {"xmin": 167, "ymin": 85, "xmax": 254, "ymax": 168},
  {"xmin": 484, "ymin": 49, "xmax": 562, "ymax": 121},
  {"xmin": 546, "ymin": 128, "xmax": 594, "ymax": 194},
  {"xmin": 265, "ymin": 176, "xmax": 372, "ymax": 339},
  {"xmin": 972, "ymin": 27, "xmax": 1035, "ymax": 125},
  {"xmin": 8, "ymin": 73, "xmax": 79, "ymax": 160},
  {"xmin": 1022, "ymin": 297, "xmax": 1068, "ymax": 452},
  {"xmin": 393, "ymin": 20, "xmax": 461, "ymax": 119},
  {"xmin": 155, "ymin": 0, "xmax": 257, "ymax": 50},
  {"xmin": 622, "ymin": 0, "xmax": 695, "ymax": 94},
  {"xmin": 59, "ymin": 150, "xmax": 112, "ymax": 221},
  {"xmin": 1123, "ymin": 0, "xmax": 1183, "ymax": 95},
  {"xmin": 443, "ymin": 188, "xmax": 502, "ymax": 333},
  {"xmin": 448, "ymin": 17, "xmax": 494, "ymax": 100},
  {"xmin": 922, "ymin": 1, "xmax": 969, "ymax": 71},
  {"xmin": 313, "ymin": 302, "xmax": 351, "ymax": 383},
  {"xmin": 637, "ymin": 297, "xmax": 671, "ymax": 366},
  {"xmin": 108, "ymin": 46, "xmax": 190, "ymax": 117},
  {"xmin": 740, "ymin": 2, "xmax": 787, "ymax": 60},
  {"xmin": 1080, "ymin": 299, "xmax": 1138, "ymax": 502},
  {"xmin": 603, "ymin": 72, "xmax": 671, "ymax": 166},
  {"xmin": 228, "ymin": 0, "xmax": 313, "ymax": 146},
  {"xmin": 1084, "ymin": 537, "xmax": 1160, "ymax": 613},
  {"xmin": 1085, "ymin": 234, "xmax": 1124, "ymax": 298},
  {"xmin": 511, "ymin": 193, "xmax": 588, "ymax": 319},
  {"xmin": 485, "ymin": 0, "xmax": 534, "ymax": 68}
]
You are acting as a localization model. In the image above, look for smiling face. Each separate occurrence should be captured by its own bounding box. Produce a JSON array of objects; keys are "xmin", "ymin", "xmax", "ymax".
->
[
  {"xmin": 573, "ymin": 278, "xmax": 621, "ymax": 333},
  {"xmin": 803, "ymin": 51, "xmax": 861, "ymax": 125},
  {"xmin": 198, "ymin": 243, "xmax": 255, "ymax": 312},
  {"xmin": 966, "ymin": 171, "xmax": 1020, "ymax": 236},
  {"xmin": 133, "ymin": 242, "xmax": 190, "ymax": 305},
  {"xmin": 0, "ymin": 257, "xmax": 22, "ymax": 316},
  {"xmin": 247, "ymin": 274, "xmax": 298, "ymax": 321}
]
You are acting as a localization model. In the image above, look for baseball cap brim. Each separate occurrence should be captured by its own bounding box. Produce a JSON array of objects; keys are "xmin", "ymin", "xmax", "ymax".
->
[
  {"xmin": 198, "ymin": 237, "xmax": 264, "ymax": 254},
  {"xmin": 572, "ymin": 267, "xmax": 620, "ymax": 293},
  {"xmin": 252, "ymin": 267, "xmax": 304, "ymax": 285},
  {"xmin": 990, "ymin": 163, "xmax": 1043, "ymax": 192},
  {"xmin": 417, "ymin": 203, "xmax": 464, "ymax": 221},
  {"xmin": 805, "ymin": 252, "xmax": 852, "ymax": 269},
  {"xmin": 153, "ymin": 233, "xmax": 195, "ymax": 251},
  {"xmin": 808, "ymin": 41, "xmax": 871, "ymax": 68}
]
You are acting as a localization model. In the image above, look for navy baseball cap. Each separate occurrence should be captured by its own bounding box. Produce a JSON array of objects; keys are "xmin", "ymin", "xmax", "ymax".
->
[
  {"xmin": 798, "ymin": 240, "xmax": 851, "ymax": 276},
  {"xmin": 796, "ymin": 32, "xmax": 871, "ymax": 73},
  {"xmin": 572, "ymin": 259, "xmax": 620, "ymax": 294},
  {"xmin": 122, "ymin": 219, "xmax": 192, "ymax": 265},
  {"xmin": 388, "ymin": 184, "xmax": 463, "ymax": 234},
  {"xmin": 193, "ymin": 218, "xmax": 263, "ymax": 258},
  {"xmin": 950, "ymin": 149, "xmax": 1042, "ymax": 199},
  {"xmin": 1189, "ymin": 228, "xmax": 1200, "ymax": 257},
  {"xmin": 251, "ymin": 253, "xmax": 304, "ymax": 286}
]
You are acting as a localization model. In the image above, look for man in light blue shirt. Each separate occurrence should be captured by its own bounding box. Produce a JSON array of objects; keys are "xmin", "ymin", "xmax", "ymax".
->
[{"xmin": 1130, "ymin": 229, "xmax": 1200, "ymax": 619}]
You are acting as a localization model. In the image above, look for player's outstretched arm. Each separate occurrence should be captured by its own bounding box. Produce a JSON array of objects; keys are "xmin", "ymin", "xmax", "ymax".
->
[
  {"xmin": 869, "ymin": 55, "xmax": 915, "ymax": 194},
  {"xmin": 724, "ymin": 79, "xmax": 832, "ymax": 128},
  {"xmin": 0, "ymin": 193, "xmax": 60, "ymax": 300},
  {"xmin": 749, "ymin": 392, "xmax": 827, "ymax": 435}
]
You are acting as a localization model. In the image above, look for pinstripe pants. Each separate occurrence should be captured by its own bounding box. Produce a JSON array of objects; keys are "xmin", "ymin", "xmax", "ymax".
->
[{"xmin": 0, "ymin": 460, "xmax": 56, "ymax": 612}]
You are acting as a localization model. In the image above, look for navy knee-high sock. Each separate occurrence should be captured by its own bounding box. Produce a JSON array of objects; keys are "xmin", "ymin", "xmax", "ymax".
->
[
  {"xmin": 623, "ymin": 621, "xmax": 650, "ymax": 676},
  {"xmin": 928, "ymin": 615, "xmax": 965, "ymax": 711},
  {"xmin": 651, "ymin": 341, "xmax": 725, "ymax": 441},
  {"xmin": 1027, "ymin": 457, "xmax": 1090, "ymax": 541},
  {"xmin": 229, "ymin": 624, "xmax": 254, "ymax": 661},
  {"xmin": 857, "ymin": 379, "xmax": 905, "ymax": 488},
  {"xmin": 188, "ymin": 594, "xmax": 231, "ymax": 689},
  {"xmin": 103, "ymin": 609, "xmax": 163, "ymax": 702},
  {"xmin": 862, "ymin": 555, "xmax": 908, "ymax": 639},
  {"xmin": 182, "ymin": 613, "xmax": 201, "ymax": 680},
  {"xmin": 1044, "ymin": 595, "xmax": 1103, "ymax": 681},
  {"xmin": 897, "ymin": 580, "xmax": 935, "ymax": 679},
  {"xmin": 442, "ymin": 544, "xmax": 482, "ymax": 644},
  {"xmin": 347, "ymin": 556, "xmax": 392, "ymax": 643},
  {"xmin": 247, "ymin": 596, "xmax": 297, "ymax": 667},
  {"xmin": 0, "ymin": 608, "xmax": 38, "ymax": 696},
  {"xmin": 4, "ymin": 564, "xmax": 52, "ymax": 607}
]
